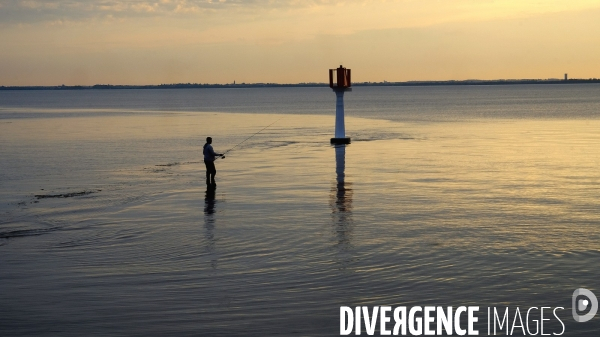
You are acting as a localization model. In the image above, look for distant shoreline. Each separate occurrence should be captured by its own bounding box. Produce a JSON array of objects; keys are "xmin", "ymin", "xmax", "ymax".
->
[{"xmin": 2, "ymin": 78, "xmax": 600, "ymax": 90}]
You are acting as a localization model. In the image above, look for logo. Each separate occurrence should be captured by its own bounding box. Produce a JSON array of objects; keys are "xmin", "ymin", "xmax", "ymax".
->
[
  {"xmin": 339, "ymin": 289, "xmax": 597, "ymax": 336},
  {"xmin": 572, "ymin": 288, "xmax": 598, "ymax": 323}
]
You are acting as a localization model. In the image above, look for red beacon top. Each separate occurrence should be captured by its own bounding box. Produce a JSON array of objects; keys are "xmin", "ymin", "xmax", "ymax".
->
[{"xmin": 329, "ymin": 65, "xmax": 351, "ymax": 89}]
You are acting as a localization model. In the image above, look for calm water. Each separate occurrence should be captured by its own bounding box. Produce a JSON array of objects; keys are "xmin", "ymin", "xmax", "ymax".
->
[{"xmin": 1, "ymin": 85, "xmax": 600, "ymax": 336}]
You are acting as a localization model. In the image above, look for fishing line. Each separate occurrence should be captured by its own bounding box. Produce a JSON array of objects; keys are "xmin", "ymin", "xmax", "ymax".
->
[{"xmin": 217, "ymin": 116, "xmax": 285, "ymax": 160}]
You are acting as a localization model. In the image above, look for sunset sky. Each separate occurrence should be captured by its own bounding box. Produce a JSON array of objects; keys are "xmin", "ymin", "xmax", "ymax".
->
[{"xmin": 2, "ymin": 0, "xmax": 600, "ymax": 85}]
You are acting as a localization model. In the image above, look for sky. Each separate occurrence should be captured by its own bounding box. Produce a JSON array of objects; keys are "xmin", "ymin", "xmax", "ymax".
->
[{"xmin": 1, "ymin": 0, "xmax": 600, "ymax": 85}]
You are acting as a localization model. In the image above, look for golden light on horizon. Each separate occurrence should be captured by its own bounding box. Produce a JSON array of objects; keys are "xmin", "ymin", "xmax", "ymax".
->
[{"xmin": 1, "ymin": 0, "xmax": 600, "ymax": 85}]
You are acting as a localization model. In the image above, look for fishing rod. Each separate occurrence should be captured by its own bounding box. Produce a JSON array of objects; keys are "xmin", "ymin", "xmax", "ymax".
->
[{"xmin": 217, "ymin": 116, "xmax": 285, "ymax": 160}]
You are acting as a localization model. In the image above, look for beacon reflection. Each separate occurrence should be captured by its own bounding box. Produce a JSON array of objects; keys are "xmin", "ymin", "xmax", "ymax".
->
[{"xmin": 330, "ymin": 144, "xmax": 353, "ymax": 259}]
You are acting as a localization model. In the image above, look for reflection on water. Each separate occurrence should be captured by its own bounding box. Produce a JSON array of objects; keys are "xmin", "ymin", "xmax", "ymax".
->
[
  {"xmin": 204, "ymin": 187, "xmax": 218, "ymax": 269},
  {"xmin": 3, "ymin": 87, "xmax": 600, "ymax": 336},
  {"xmin": 330, "ymin": 145, "xmax": 354, "ymax": 268},
  {"xmin": 204, "ymin": 187, "xmax": 216, "ymax": 215}
]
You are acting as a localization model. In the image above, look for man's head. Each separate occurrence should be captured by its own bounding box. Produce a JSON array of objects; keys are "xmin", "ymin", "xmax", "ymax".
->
[{"xmin": 206, "ymin": 137, "xmax": 212, "ymax": 144}]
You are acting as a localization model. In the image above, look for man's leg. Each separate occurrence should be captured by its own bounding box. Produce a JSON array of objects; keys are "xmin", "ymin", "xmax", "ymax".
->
[
  {"xmin": 204, "ymin": 160, "xmax": 212, "ymax": 185},
  {"xmin": 208, "ymin": 162, "xmax": 217, "ymax": 185}
]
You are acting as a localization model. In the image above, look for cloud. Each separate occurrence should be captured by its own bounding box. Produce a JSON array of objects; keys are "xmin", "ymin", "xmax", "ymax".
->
[
  {"xmin": 0, "ymin": 0, "xmax": 238, "ymax": 23},
  {"xmin": 0, "ymin": 0, "xmax": 344, "ymax": 23},
  {"xmin": 4, "ymin": 0, "xmax": 600, "ymax": 28}
]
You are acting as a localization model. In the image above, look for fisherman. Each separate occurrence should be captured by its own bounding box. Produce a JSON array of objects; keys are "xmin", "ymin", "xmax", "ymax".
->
[{"xmin": 203, "ymin": 137, "xmax": 223, "ymax": 187}]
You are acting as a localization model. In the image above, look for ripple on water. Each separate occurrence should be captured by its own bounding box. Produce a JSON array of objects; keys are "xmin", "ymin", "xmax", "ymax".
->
[{"xmin": 3, "ymin": 106, "xmax": 600, "ymax": 336}]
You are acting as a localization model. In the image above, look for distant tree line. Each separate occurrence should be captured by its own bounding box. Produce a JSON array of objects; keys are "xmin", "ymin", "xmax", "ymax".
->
[{"xmin": 1, "ymin": 78, "xmax": 599, "ymax": 90}]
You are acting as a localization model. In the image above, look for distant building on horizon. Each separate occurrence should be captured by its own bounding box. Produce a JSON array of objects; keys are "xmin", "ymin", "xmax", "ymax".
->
[{"xmin": 565, "ymin": 74, "xmax": 568, "ymax": 81}]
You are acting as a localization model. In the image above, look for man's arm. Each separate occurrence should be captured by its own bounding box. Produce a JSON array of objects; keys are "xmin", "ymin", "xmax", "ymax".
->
[{"xmin": 208, "ymin": 145, "xmax": 223, "ymax": 157}]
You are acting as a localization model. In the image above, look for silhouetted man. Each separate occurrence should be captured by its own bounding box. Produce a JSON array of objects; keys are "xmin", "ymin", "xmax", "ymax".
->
[{"xmin": 203, "ymin": 137, "xmax": 223, "ymax": 187}]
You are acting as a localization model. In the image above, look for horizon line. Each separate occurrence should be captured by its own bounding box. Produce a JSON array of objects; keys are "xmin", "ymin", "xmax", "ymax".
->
[{"xmin": 2, "ymin": 78, "xmax": 600, "ymax": 90}]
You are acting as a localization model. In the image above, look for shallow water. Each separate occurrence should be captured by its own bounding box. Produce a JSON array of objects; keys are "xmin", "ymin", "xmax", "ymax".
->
[{"xmin": 1, "ymin": 86, "xmax": 600, "ymax": 336}]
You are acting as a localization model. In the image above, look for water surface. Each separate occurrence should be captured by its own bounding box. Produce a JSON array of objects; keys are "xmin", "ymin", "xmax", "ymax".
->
[{"xmin": 1, "ymin": 85, "xmax": 600, "ymax": 336}]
